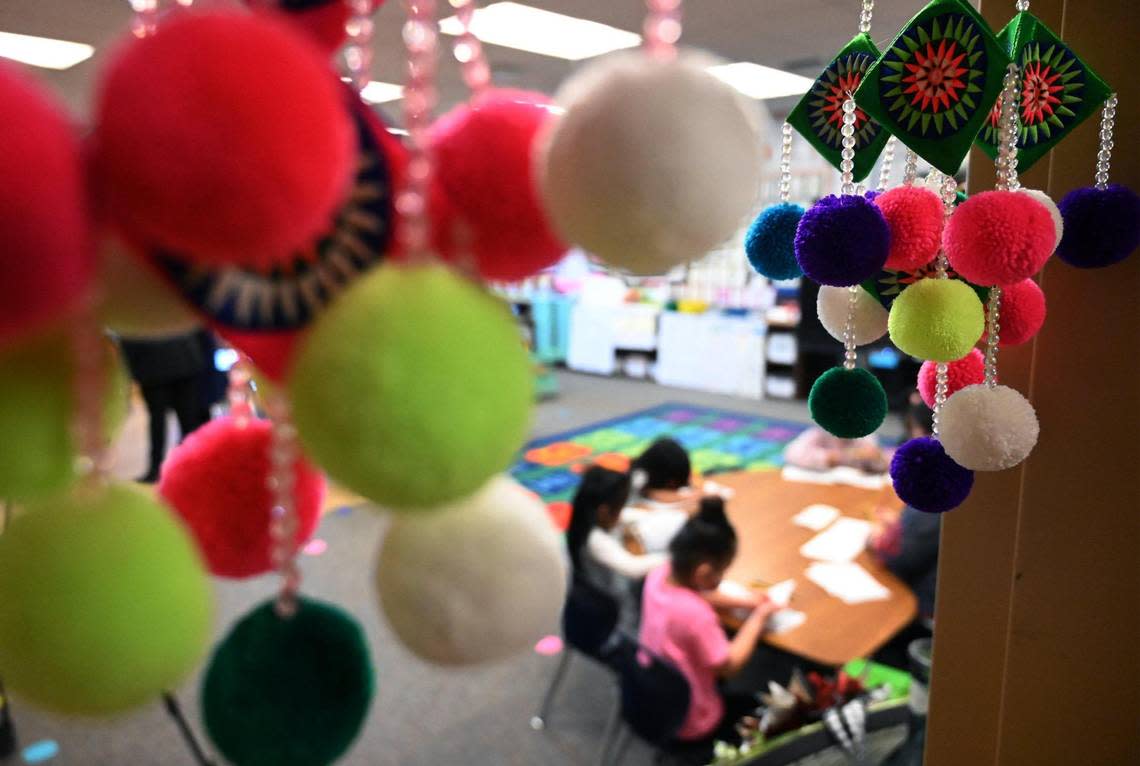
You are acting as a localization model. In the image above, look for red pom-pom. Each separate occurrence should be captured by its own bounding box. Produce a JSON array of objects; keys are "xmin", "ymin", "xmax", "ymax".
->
[
  {"xmin": 875, "ymin": 186, "xmax": 943, "ymax": 271},
  {"xmin": 246, "ymin": 0, "xmax": 385, "ymax": 55},
  {"xmin": 93, "ymin": 11, "xmax": 355, "ymax": 270},
  {"xmin": 430, "ymin": 89, "xmax": 567, "ymax": 281},
  {"xmin": 996, "ymin": 278, "xmax": 1046, "ymax": 346},
  {"xmin": 0, "ymin": 63, "xmax": 93, "ymax": 347},
  {"xmin": 215, "ymin": 328, "xmax": 301, "ymax": 383},
  {"xmin": 917, "ymin": 348, "xmax": 985, "ymax": 409},
  {"xmin": 159, "ymin": 417, "xmax": 325, "ymax": 578},
  {"xmin": 943, "ymin": 190, "xmax": 1055, "ymax": 286}
]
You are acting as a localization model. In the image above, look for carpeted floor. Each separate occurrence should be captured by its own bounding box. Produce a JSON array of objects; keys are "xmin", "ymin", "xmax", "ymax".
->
[{"xmin": 3, "ymin": 372, "xmax": 899, "ymax": 766}]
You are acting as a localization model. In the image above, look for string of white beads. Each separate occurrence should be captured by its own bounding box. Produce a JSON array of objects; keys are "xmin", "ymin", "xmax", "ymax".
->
[
  {"xmin": 1095, "ymin": 94, "xmax": 1117, "ymax": 190},
  {"xmin": 840, "ymin": 94, "xmax": 858, "ymax": 195},
  {"xmin": 779, "ymin": 122, "xmax": 793, "ymax": 203}
]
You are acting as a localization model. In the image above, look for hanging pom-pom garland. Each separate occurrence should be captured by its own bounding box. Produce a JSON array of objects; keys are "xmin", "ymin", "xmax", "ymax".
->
[
  {"xmin": 0, "ymin": 62, "xmax": 95, "ymax": 348},
  {"xmin": 202, "ymin": 598, "xmax": 373, "ymax": 766},
  {"xmin": 942, "ymin": 189, "xmax": 1056, "ymax": 286},
  {"xmin": 745, "ymin": 123, "xmax": 804, "ymax": 281},
  {"xmin": 537, "ymin": 0, "xmax": 764, "ymax": 275},
  {"xmin": 993, "ymin": 277, "xmax": 1046, "ymax": 346},
  {"xmin": 941, "ymin": 64, "xmax": 1040, "ymax": 473},
  {"xmin": 794, "ymin": 193, "xmax": 890, "ymax": 287},
  {"xmin": 1018, "ymin": 188, "xmax": 1063, "ymax": 244},
  {"xmin": 92, "ymin": 11, "xmax": 356, "ymax": 268},
  {"xmin": 376, "ymin": 476, "xmax": 568, "ymax": 665},
  {"xmin": 1056, "ymin": 96, "xmax": 1140, "ymax": 268}
]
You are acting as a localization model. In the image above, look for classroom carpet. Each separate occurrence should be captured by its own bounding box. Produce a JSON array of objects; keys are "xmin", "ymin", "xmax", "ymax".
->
[{"xmin": 511, "ymin": 403, "xmax": 811, "ymax": 525}]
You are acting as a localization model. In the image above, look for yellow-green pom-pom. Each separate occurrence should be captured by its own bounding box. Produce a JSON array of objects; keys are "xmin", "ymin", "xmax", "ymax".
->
[
  {"xmin": 887, "ymin": 279, "xmax": 985, "ymax": 362},
  {"xmin": 0, "ymin": 330, "xmax": 128, "ymax": 501},
  {"xmin": 0, "ymin": 482, "xmax": 213, "ymax": 715},
  {"xmin": 289, "ymin": 264, "xmax": 533, "ymax": 510}
]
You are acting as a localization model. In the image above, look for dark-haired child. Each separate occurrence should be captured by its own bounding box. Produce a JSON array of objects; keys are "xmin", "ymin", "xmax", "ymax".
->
[
  {"xmin": 566, "ymin": 466, "xmax": 668, "ymax": 594},
  {"xmin": 630, "ymin": 437, "xmax": 696, "ymax": 509},
  {"xmin": 639, "ymin": 497, "xmax": 778, "ymax": 748}
]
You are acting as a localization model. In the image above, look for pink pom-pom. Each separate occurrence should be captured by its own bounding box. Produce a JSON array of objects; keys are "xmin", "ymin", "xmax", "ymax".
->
[
  {"xmin": 943, "ymin": 190, "xmax": 1055, "ymax": 286},
  {"xmin": 917, "ymin": 348, "xmax": 985, "ymax": 409},
  {"xmin": 996, "ymin": 278, "xmax": 1046, "ymax": 346},
  {"xmin": 159, "ymin": 417, "xmax": 325, "ymax": 579},
  {"xmin": 0, "ymin": 62, "xmax": 94, "ymax": 348},
  {"xmin": 875, "ymin": 186, "xmax": 943, "ymax": 271},
  {"xmin": 430, "ymin": 89, "xmax": 566, "ymax": 281}
]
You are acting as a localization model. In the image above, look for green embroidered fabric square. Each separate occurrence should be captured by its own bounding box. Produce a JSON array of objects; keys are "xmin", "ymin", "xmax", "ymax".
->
[
  {"xmin": 786, "ymin": 33, "xmax": 890, "ymax": 183},
  {"xmin": 976, "ymin": 12, "xmax": 1112, "ymax": 172},
  {"xmin": 855, "ymin": 0, "xmax": 1012, "ymax": 175},
  {"xmin": 861, "ymin": 263, "xmax": 988, "ymax": 309}
]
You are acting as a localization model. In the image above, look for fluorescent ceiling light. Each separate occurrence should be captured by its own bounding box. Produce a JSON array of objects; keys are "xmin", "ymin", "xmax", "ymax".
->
[
  {"xmin": 360, "ymin": 80, "xmax": 403, "ymax": 104},
  {"xmin": 0, "ymin": 31, "xmax": 94, "ymax": 70},
  {"xmin": 439, "ymin": 2, "xmax": 640, "ymax": 61},
  {"xmin": 708, "ymin": 62, "xmax": 815, "ymax": 100}
]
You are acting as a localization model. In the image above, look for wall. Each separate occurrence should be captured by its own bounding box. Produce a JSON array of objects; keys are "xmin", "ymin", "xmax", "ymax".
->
[{"xmin": 926, "ymin": 1, "xmax": 1140, "ymax": 765}]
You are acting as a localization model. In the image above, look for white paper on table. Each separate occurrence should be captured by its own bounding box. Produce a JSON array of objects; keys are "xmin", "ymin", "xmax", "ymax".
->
[
  {"xmin": 766, "ymin": 578, "xmax": 796, "ymax": 608},
  {"xmin": 781, "ymin": 465, "xmax": 891, "ymax": 490},
  {"xmin": 702, "ymin": 479, "xmax": 736, "ymax": 500},
  {"xmin": 767, "ymin": 608, "xmax": 807, "ymax": 634},
  {"xmin": 799, "ymin": 517, "xmax": 873, "ymax": 563},
  {"xmin": 792, "ymin": 504, "xmax": 840, "ymax": 531},
  {"xmin": 717, "ymin": 579, "xmax": 754, "ymax": 601},
  {"xmin": 806, "ymin": 561, "xmax": 890, "ymax": 604}
]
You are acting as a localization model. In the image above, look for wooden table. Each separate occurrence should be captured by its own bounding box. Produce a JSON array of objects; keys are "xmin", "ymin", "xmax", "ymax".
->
[{"xmin": 713, "ymin": 470, "xmax": 917, "ymax": 667}]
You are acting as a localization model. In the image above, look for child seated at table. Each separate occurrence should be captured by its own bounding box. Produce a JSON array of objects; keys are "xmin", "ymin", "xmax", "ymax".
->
[
  {"xmin": 640, "ymin": 497, "xmax": 779, "ymax": 753},
  {"xmin": 566, "ymin": 466, "xmax": 668, "ymax": 594},
  {"xmin": 630, "ymin": 437, "xmax": 696, "ymax": 506},
  {"xmin": 783, "ymin": 427, "xmax": 888, "ymax": 473}
]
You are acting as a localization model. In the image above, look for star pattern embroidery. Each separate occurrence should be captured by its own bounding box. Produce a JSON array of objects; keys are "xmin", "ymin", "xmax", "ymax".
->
[{"xmin": 902, "ymin": 39, "xmax": 969, "ymax": 113}]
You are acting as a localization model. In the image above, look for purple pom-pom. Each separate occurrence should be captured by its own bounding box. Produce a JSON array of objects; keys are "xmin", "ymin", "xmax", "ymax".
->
[
  {"xmin": 794, "ymin": 194, "xmax": 890, "ymax": 286},
  {"xmin": 1056, "ymin": 184, "xmax": 1140, "ymax": 268},
  {"xmin": 889, "ymin": 436, "xmax": 973, "ymax": 514}
]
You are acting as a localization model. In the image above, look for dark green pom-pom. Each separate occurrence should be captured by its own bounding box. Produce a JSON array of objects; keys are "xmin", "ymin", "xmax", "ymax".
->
[
  {"xmin": 808, "ymin": 367, "xmax": 887, "ymax": 438},
  {"xmin": 202, "ymin": 597, "xmax": 373, "ymax": 766}
]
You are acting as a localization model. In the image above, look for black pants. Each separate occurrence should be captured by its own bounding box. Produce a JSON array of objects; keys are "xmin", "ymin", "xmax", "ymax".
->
[{"xmin": 140, "ymin": 376, "xmax": 208, "ymax": 479}]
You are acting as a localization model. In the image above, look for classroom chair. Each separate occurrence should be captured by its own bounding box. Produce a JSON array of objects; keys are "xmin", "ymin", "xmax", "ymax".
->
[
  {"xmin": 597, "ymin": 645, "xmax": 693, "ymax": 766},
  {"xmin": 530, "ymin": 575, "xmax": 629, "ymax": 734}
]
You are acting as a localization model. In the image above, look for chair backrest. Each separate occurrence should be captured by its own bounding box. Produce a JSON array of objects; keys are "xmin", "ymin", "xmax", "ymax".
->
[
  {"xmin": 562, "ymin": 575, "xmax": 620, "ymax": 658},
  {"xmin": 618, "ymin": 648, "xmax": 692, "ymax": 746}
]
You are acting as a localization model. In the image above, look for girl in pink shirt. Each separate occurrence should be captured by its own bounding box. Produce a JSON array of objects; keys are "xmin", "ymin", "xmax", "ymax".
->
[{"xmin": 639, "ymin": 497, "xmax": 778, "ymax": 751}]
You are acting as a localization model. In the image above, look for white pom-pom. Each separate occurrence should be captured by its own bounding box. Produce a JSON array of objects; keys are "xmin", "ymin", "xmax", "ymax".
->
[
  {"xmin": 1018, "ymin": 189, "xmax": 1063, "ymax": 249},
  {"xmin": 939, "ymin": 384, "xmax": 1039, "ymax": 471},
  {"xmin": 537, "ymin": 50, "xmax": 764, "ymax": 275},
  {"xmin": 375, "ymin": 475, "xmax": 568, "ymax": 666},
  {"xmin": 817, "ymin": 285, "xmax": 888, "ymax": 346}
]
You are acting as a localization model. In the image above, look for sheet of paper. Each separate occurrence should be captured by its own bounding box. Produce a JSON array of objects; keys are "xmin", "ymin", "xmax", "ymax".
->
[
  {"xmin": 767, "ymin": 608, "xmax": 807, "ymax": 634},
  {"xmin": 806, "ymin": 561, "xmax": 891, "ymax": 604},
  {"xmin": 799, "ymin": 517, "xmax": 873, "ymax": 563},
  {"xmin": 781, "ymin": 465, "xmax": 891, "ymax": 490},
  {"xmin": 792, "ymin": 503, "xmax": 840, "ymax": 531},
  {"xmin": 766, "ymin": 578, "xmax": 796, "ymax": 608},
  {"xmin": 717, "ymin": 579, "xmax": 754, "ymax": 601}
]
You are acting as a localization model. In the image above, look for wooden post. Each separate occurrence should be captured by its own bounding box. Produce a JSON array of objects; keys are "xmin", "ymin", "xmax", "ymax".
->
[{"xmin": 926, "ymin": 2, "xmax": 1140, "ymax": 764}]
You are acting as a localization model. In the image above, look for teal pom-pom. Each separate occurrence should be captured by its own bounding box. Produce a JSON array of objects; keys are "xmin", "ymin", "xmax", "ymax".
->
[
  {"xmin": 202, "ymin": 597, "xmax": 373, "ymax": 766},
  {"xmin": 808, "ymin": 367, "xmax": 887, "ymax": 438},
  {"xmin": 745, "ymin": 202, "xmax": 804, "ymax": 280}
]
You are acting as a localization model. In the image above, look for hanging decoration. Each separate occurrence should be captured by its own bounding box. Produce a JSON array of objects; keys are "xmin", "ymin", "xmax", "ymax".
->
[
  {"xmin": 816, "ymin": 285, "xmax": 888, "ymax": 347},
  {"xmin": 0, "ymin": 62, "xmax": 94, "ymax": 348},
  {"xmin": 787, "ymin": 1, "xmax": 890, "ymax": 182},
  {"xmin": 1056, "ymin": 95, "xmax": 1140, "ymax": 268},
  {"xmin": 940, "ymin": 63, "xmax": 1041, "ymax": 473},
  {"xmin": 855, "ymin": 0, "xmax": 1013, "ymax": 175},
  {"xmin": 375, "ymin": 476, "xmax": 568, "ymax": 665},
  {"xmin": 917, "ymin": 348, "xmax": 985, "ymax": 409},
  {"xmin": 744, "ymin": 123, "xmax": 805, "ymax": 281},
  {"xmin": 976, "ymin": 3, "xmax": 1112, "ymax": 173},
  {"xmin": 537, "ymin": 0, "xmax": 764, "ymax": 275}
]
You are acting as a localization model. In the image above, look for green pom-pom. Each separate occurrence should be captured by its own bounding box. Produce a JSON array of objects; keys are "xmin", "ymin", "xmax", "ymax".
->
[
  {"xmin": 808, "ymin": 367, "xmax": 887, "ymax": 438},
  {"xmin": 887, "ymin": 279, "xmax": 985, "ymax": 362},
  {"xmin": 0, "ymin": 482, "xmax": 212, "ymax": 715},
  {"xmin": 289, "ymin": 263, "xmax": 533, "ymax": 509},
  {"xmin": 202, "ymin": 597, "xmax": 373, "ymax": 766},
  {"xmin": 0, "ymin": 330, "xmax": 128, "ymax": 501}
]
